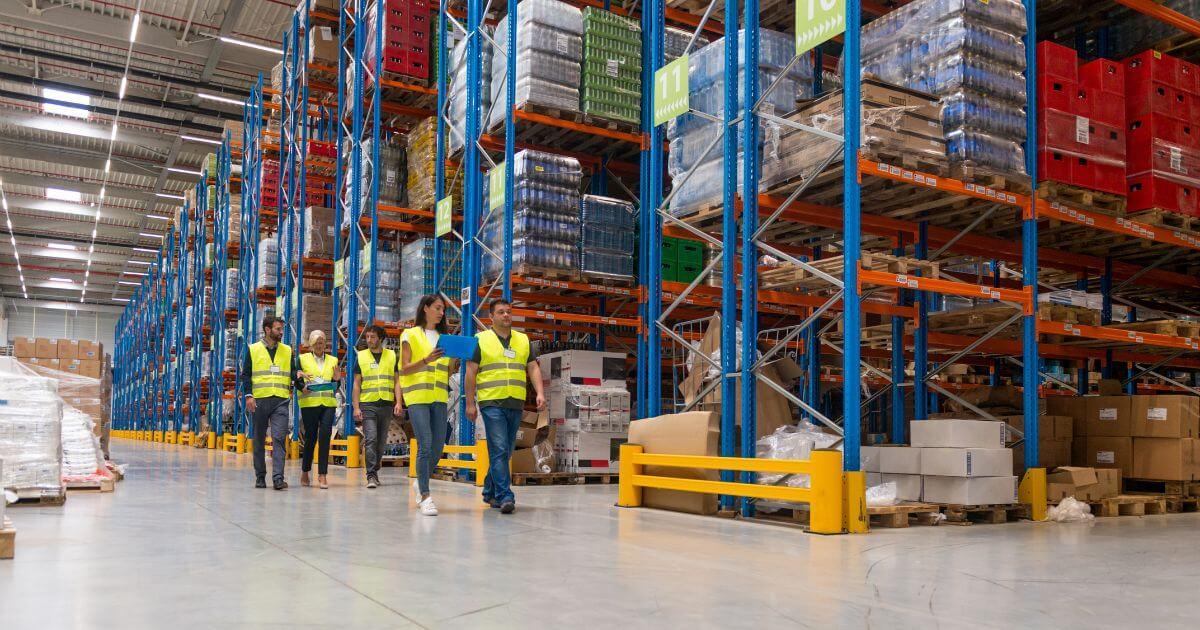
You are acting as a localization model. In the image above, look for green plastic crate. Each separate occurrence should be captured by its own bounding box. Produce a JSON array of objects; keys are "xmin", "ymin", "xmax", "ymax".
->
[
  {"xmin": 677, "ymin": 240, "xmax": 704, "ymax": 266},
  {"xmin": 662, "ymin": 238, "xmax": 680, "ymax": 263},
  {"xmin": 677, "ymin": 262, "xmax": 702, "ymax": 284},
  {"xmin": 661, "ymin": 259, "xmax": 678, "ymax": 282}
]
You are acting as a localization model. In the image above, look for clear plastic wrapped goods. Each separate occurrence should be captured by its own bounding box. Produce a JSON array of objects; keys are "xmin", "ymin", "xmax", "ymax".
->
[
  {"xmin": 664, "ymin": 26, "xmax": 708, "ymax": 62},
  {"xmin": 0, "ymin": 371, "xmax": 64, "ymax": 493},
  {"xmin": 398, "ymin": 238, "xmax": 463, "ymax": 322},
  {"xmin": 303, "ymin": 206, "xmax": 337, "ymax": 259},
  {"xmin": 755, "ymin": 423, "xmax": 841, "ymax": 489},
  {"xmin": 406, "ymin": 117, "xmax": 438, "ymax": 211},
  {"xmin": 448, "ymin": 30, "xmax": 494, "ymax": 154},
  {"xmin": 579, "ymin": 194, "xmax": 636, "ymax": 284},
  {"xmin": 256, "ymin": 236, "xmax": 278, "ymax": 289},
  {"xmin": 581, "ymin": 7, "xmax": 642, "ymax": 125},
  {"xmin": 666, "ymin": 29, "xmax": 814, "ymax": 214},
  {"xmin": 859, "ymin": 0, "xmax": 1029, "ymax": 180},
  {"xmin": 552, "ymin": 384, "xmax": 632, "ymax": 433},
  {"xmin": 355, "ymin": 244, "xmax": 400, "ymax": 324},
  {"xmin": 488, "ymin": 0, "xmax": 584, "ymax": 131}
]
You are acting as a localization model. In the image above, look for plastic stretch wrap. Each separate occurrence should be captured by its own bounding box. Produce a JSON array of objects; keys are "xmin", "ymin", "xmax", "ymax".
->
[
  {"xmin": 303, "ymin": 206, "xmax": 337, "ymax": 259},
  {"xmin": 1047, "ymin": 496, "xmax": 1095, "ymax": 522},
  {"xmin": 754, "ymin": 423, "xmax": 841, "ymax": 490},
  {"xmin": 663, "ymin": 26, "xmax": 708, "ymax": 61},
  {"xmin": 448, "ymin": 32, "xmax": 493, "ymax": 154},
  {"xmin": 406, "ymin": 117, "xmax": 438, "ymax": 211},
  {"xmin": 224, "ymin": 269, "xmax": 239, "ymax": 310},
  {"xmin": 553, "ymin": 384, "xmax": 632, "ymax": 433},
  {"xmin": 581, "ymin": 8, "xmax": 642, "ymax": 124},
  {"xmin": 866, "ymin": 482, "xmax": 900, "ymax": 507},
  {"xmin": 61, "ymin": 406, "xmax": 105, "ymax": 481},
  {"xmin": 353, "ymin": 245, "xmax": 400, "ymax": 324},
  {"xmin": 223, "ymin": 327, "xmax": 238, "ymax": 370},
  {"xmin": 398, "ymin": 238, "xmax": 463, "ymax": 322},
  {"xmin": 1132, "ymin": 139, "xmax": 1200, "ymax": 188},
  {"xmin": 580, "ymin": 194, "xmax": 636, "ymax": 283},
  {"xmin": 488, "ymin": 0, "xmax": 584, "ymax": 130},
  {"xmin": 0, "ymin": 364, "xmax": 63, "ymax": 492},
  {"xmin": 256, "ymin": 236, "xmax": 278, "ymax": 289}
]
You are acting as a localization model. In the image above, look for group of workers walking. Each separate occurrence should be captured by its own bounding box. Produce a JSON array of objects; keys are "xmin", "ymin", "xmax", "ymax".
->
[{"xmin": 243, "ymin": 295, "xmax": 544, "ymax": 515}]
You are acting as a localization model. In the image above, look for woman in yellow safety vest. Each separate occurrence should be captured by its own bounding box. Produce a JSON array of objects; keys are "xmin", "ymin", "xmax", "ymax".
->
[
  {"xmin": 297, "ymin": 329, "xmax": 343, "ymax": 489},
  {"xmin": 400, "ymin": 294, "xmax": 454, "ymax": 516}
]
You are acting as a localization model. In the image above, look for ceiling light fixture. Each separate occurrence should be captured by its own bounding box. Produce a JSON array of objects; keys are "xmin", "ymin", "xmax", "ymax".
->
[
  {"xmin": 47, "ymin": 243, "xmax": 75, "ymax": 250},
  {"xmin": 104, "ymin": 158, "xmax": 112, "ymax": 173},
  {"xmin": 132, "ymin": 247, "xmax": 157, "ymax": 253},
  {"xmin": 196, "ymin": 92, "xmax": 243, "ymax": 106},
  {"xmin": 118, "ymin": 75, "xmax": 128, "ymax": 100},
  {"xmin": 41, "ymin": 87, "xmax": 90, "ymax": 119},
  {"xmin": 138, "ymin": 232, "xmax": 163, "ymax": 238},
  {"xmin": 166, "ymin": 167, "xmax": 203, "ymax": 176},
  {"xmin": 129, "ymin": 12, "xmax": 140, "ymax": 43},
  {"xmin": 49, "ymin": 277, "xmax": 74, "ymax": 283},
  {"xmin": 117, "ymin": 280, "xmax": 140, "ymax": 286},
  {"xmin": 155, "ymin": 193, "xmax": 186, "ymax": 201},
  {"xmin": 46, "ymin": 187, "xmax": 83, "ymax": 203},
  {"xmin": 180, "ymin": 134, "xmax": 223, "ymax": 146},
  {"xmin": 218, "ymin": 36, "xmax": 283, "ymax": 54},
  {"xmin": 146, "ymin": 214, "xmax": 169, "ymax": 220}
]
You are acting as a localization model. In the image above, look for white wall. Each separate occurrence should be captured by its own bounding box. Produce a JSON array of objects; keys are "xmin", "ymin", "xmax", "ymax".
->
[{"xmin": 3, "ymin": 300, "xmax": 120, "ymax": 358}]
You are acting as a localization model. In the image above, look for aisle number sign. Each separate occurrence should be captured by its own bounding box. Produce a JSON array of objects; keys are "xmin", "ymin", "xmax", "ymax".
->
[
  {"xmin": 436, "ymin": 195, "xmax": 453, "ymax": 237},
  {"xmin": 489, "ymin": 163, "xmax": 505, "ymax": 211},
  {"xmin": 275, "ymin": 295, "xmax": 284, "ymax": 314},
  {"xmin": 334, "ymin": 259, "xmax": 345, "ymax": 288},
  {"xmin": 795, "ymin": 0, "xmax": 845, "ymax": 55},
  {"xmin": 653, "ymin": 56, "xmax": 689, "ymax": 126}
]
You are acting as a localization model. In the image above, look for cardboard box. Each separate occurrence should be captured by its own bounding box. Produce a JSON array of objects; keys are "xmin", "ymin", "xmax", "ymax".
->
[
  {"xmin": 12, "ymin": 337, "xmax": 35, "ymax": 358},
  {"xmin": 922, "ymin": 476, "xmax": 1017, "ymax": 504},
  {"xmin": 308, "ymin": 25, "xmax": 338, "ymax": 64},
  {"xmin": 861, "ymin": 446, "xmax": 882, "ymax": 472},
  {"xmin": 78, "ymin": 340, "xmax": 103, "ymax": 360},
  {"xmin": 45, "ymin": 359, "xmax": 61, "ymax": 371},
  {"xmin": 1014, "ymin": 439, "xmax": 1072, "ymax": 471},
  {"xmin": 1085, "ymin": 396, "xmax": 1132, "ymax": 437},
  {"xmin": 1047, "ymin": 466, "xmax": 1120, "ymax": 501},
  {"xmin": 1133, "ymin": 437, "xmax": 1197, "ymax": 481},
  {"xmin": 881, "ymin": 473, "xmax": 923, "ymax": 501},
  {"xmin": 1085, "ymin": 436, "xmax": 1133, "ymax": 477},
  {"xmin": 575, "ymin": 430, "xmax": 627, "ymax": 473},
  {"xmin": 540, "ymin": 350, "xmax": 627, "ymax": 389},
  {"xmin": 1000, "ymin": 414, "xmax": 1073, "ymax": 440},
  {"xmin": 35, "ymin": 338, "xmax": 57, "ymax": 359},
  {"xmin": 56, "ymin": 339, "xmax": 79, "ymax": 360},
  {"xmin": 511, "ymin": 426, "xmax": 556, "ymax": 474},
  {"xmin": 910, "ymin": 419, "xmax": 1007, "ymax": 449},
  {"xmin": 920, "ymin": 448, "xmax": 1012, "ymax": 477},
  {"xmin": 513, "ymin": 410, "xmax": 549, "ymax": 449},
  {"xmin": 78, "ymin": 360, "xmax": 102, "ymax": 380},
  {"xmin": 878, "ymin": 446, "xmax": 922, "ymax": 474},
  {"xmin": 626, "ymin": 411, "xmax": 720, "ymax": 515},
  {"xmin": 1047, "ymin": 396, "xmax": 1088, "ymax": 437},
  {"xmin": 61, "ymin": 360, "xmax": 81, "ymax": 374},
  {"xmin": 1131, "ymin": 395, "xmax": 1199, "ymax": 438}
]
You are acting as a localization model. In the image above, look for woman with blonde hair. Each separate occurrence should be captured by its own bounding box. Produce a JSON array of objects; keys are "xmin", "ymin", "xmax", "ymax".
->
[{"xmin": 298, "ymin": 329, "xmax": 343, "ymax": 489}]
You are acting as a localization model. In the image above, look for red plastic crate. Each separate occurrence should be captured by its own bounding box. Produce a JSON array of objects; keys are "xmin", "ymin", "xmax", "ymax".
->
[
  {"xmin": 1038, "ymin": 74, "xmax": 1076, "ymax": 113},
  {"xmin": 1127, "ymin": 80, "xmax": 1192, "ymax": 121},
  {"xmin": 1038, "ymin": 149, "xmax": 1073, "ymax": 184},
  {"xmin": 1128, "ymin": 115, "xmax": 1199, "ymax": 155},
  {"xmin": 1180, "ymin": 61, "xmax": 1198, "ymax": 95},
  {"xmin": 1126, "ymin": 50, "xmax": 1183, "ymax": 89},
  {"xmin": 1038, "ymin": 109, "xmax": 1082, "ymax": 151},
  {"xmin": 1085, "ymin": 119, "xmax": 1126, "ymax": 161},
  {"xmin": 1038, "ymin": 41, "xmax": 1078, "ymax": 81},
  {"xmin": 1089, "ymin": 162, "xmax": 1126, "ymax": 196},
  {"xmin": 1076, "ymin": 87, "xmax": 1125, "ymax": 126},
  {"xmin": 1080, "ymin": 58, "xmax": 1125, "ymax": 95},
  {"xmin": 1127, "ymin": 173, "xmax": 1199, "ymax": 214}
]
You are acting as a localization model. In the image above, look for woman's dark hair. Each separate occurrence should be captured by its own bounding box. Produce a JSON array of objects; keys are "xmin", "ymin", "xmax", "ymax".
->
[{"xmin": 414, "ymin": 294, "xmax": 449, "ymax": 334}]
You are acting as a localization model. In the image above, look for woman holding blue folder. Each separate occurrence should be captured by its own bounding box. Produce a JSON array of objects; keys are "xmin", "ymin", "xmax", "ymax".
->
[
  {"xmin": 400, "ymin": 294, "xmax": 454, "ymax": 516},
  {"xmin": 298, "ymin": 330, "xmax": 342, "ymax": 489}
]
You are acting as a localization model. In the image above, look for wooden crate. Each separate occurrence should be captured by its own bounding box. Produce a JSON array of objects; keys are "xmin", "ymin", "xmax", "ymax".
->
[
  {"xmin": 65, "ymin": 478, "xmax": 116, "ymax": 493},
  {"xmin": 867, "ymin": 502, "xmax": 943, "ymax": 528},
  {"xmin": 1084, "ymin": 494, "xmax": 1168, "ymax": 517}
]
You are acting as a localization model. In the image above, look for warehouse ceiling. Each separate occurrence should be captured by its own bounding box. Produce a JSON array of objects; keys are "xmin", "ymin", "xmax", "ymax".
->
[{"xmin": 0, "ymin": 0, "xmax": 291, "ymax": 306}]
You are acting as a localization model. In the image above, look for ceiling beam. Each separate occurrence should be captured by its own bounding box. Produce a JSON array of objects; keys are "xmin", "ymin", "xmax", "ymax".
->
[
  {"xmin": 4, "ymin": 296, "xmax": 126, "ymax": 314},
  {"xmin": 0, "ymin": 168, "xmax": 158, "ymax": 205},
  {"xmin": 0, "ymin": 137, "xmax": 170, "ymax": 181},
  {"xmin": 0, "ymin": 107, "xmax": 177, "ymax": 156},
  {"xmin": 6, "ymin": 197, "xmax": 158, "ymax": 227}
]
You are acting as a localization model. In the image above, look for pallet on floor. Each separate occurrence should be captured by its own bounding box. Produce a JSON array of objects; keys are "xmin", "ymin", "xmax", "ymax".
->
[
  {"xmin": 9, "ymin": 486, "xmax": 66, "ymax": 507},
  {"xmin": 939, "ymin": 503, "xmax": 1029, "ymax": 525},
  {"xmin": 0, "ymin": 518, "xmax": 14, "ymax": 560},
  {"xmin": 381, "ymin": 455, "xmax": 410, "ymax": 468},
  {"xmin": 868, "ymin": 502, "xmax": 944, "ymax": 528},
  {"xmin": 1124, "ymin": 478, "xmax": 1200, "ymax": 497},
  {"xmin": 1038, "ymin": 180, "xmax": 1127, "ymax": 216},
  {"xmin": 65, "ymin": 477, "xmax": 116, "ymax": 493},
  {"xmin": 511, "ymin": 471, "xmax": 617, "ymax": 486},
  {"xmin": 1071, "ymin": 494, "xmax": 1169, "ymax": 517}
]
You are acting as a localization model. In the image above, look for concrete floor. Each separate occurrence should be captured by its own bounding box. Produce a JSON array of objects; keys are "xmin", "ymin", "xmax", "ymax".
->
[{"xmin": 3, "ymin": 443, "xmax": 1200, "ymax": 630}]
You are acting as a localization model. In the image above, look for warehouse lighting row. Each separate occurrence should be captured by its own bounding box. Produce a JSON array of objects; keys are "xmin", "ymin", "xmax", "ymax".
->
[{"xmin": 0, "ymin": 180, "xmax": 28, "ymax": 299}]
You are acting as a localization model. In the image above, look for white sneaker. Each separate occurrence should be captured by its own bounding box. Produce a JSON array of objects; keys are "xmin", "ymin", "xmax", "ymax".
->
[{"xmin": 418, "ymin": 496, "xmax": 439, "ymax": 516}]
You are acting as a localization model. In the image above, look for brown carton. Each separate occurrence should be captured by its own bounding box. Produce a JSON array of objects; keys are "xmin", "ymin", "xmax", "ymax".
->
[
  {"xmin": 78, "ymin": 360, "xmax": 102, "ymax": 379},
  {"xmin": 77, "ymin": 340, "xmax": 103, "ymax": 360},
  {"xmin": 1000, "ymin": 415, "xmax": 1073, "ymax": 440},
  {"xmin": 1085, "ymin": 436, "xmax": 1133, "ymax": 477},
  {"xmin": 1085, "ymin": 396, "xmax": 1132, "ymax": 437},
  {"xmin": 1132, "ymin": 438, "xmax": 1197, "ymax": 481},
  {"xmin": 627, "ymin": 411, "xmax": 720, "ymax": 515},
  {"xmin": 1098, "ymin": 379, "xmax": 1124, "ymax": 395},
  {"xmin": 1014, "ymin": 439, "xmax": 1072, "ymax": 471},
  {"xmin": 1046, "ymin": 466, "xmax": 1121, "ymax": 502},
  {"xmin": 57, "ymin": 339, "xmax": 79, "ymax": 360},
  {"xmin": 61, "ymin": 360, "xmax": 81, "ymax": 373},
  {"xmin": 35, "ymin": 338, "xmax": 57, "ymax": 359},
  {"xmin": 510, "ymin": 426, "xmax": 555, "ymax": 474},
  {"xmin": 12, "ymin": 337, "xmax": 35, "ymax": 358},
  {"xmin": 308, "ymin": 25, "xmax": 338, "ymax": 64},
  {"xmin": 1131, "ymin": 395, "xmax": 1199, "ymax": 438},
  {"xmin": 1047, "ymin": 395, "xmax": 1088, "ymax": 437},
  {"xmin": 514, "ymin": 410, "xmax": 549, "ymax": 449}
]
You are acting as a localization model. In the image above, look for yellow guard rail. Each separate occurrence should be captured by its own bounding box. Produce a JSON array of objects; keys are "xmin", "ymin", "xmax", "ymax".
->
[{"xmin": 409, "ymin": 439, "xmax": 489, "ymax": 487}]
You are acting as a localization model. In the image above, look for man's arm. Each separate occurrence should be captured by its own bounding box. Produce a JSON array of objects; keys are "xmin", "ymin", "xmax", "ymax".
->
[
  {"xmin": 352, "ymin": 373, "xmax": 363, "ymax": 420},
  {"xmin": 527, "ymin": 360, "xmax": 546, "ymax": 409},
  {"xmin": 465, "ymin": 361, "xmax": 479, "ymax": 419},
  {"xmin": 241, "ymin": 350, "xmax": 253, "ymax": 396},
  {"xmin": 291, "ymin": 353, "xmax": 305, "ymax": 389}
]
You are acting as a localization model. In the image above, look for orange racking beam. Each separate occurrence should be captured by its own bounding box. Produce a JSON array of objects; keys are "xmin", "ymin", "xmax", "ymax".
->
[
  {"xmin": 1113, "ymin": 0, "xmax": 1200, "ymax": 37},
  {"xmin": 860, "ymin": 268, "xmax": 1034, "ymax": 312},
  {"xmin": 512, "ymin": 109, "xmax": 642, "ymax": 144}
]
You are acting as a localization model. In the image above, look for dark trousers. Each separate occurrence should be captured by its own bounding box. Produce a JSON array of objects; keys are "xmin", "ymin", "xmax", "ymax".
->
[
  {"xmin": 300, "ymin": 406, "xmax": 335, "ymax": 474},
  {"xmin": 361, "ymin": 402, "xmax": 393, "ymax": 475},
  {"xmin": 252, "ymin": 397, "xmax": 289, "ymax": 481}
]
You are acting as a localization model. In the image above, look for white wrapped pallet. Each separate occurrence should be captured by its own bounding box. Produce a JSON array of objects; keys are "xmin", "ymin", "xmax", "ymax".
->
[{"xmin": 0, "ymin": 366, "xmax": 64, "ymax": 497}]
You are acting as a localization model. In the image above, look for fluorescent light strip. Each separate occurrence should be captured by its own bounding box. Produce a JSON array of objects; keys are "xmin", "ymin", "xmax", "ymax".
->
[
  {"xmin": 129, "ymin": 12, "xmax": 140, "ymax": 43},
  {"xmin": 104, "ymin": 158, "xmax": 112, "ymax": 173},
  {"xmin": 125, "ymin": 271, "xmax": 147, "ymax": 277},
  {"xmin": 146, "ymin": 214, "xmax": 170, "ymax": 220},
  {"xmin": 110, "ymin": 121, "xmax": 118, "ymax": 142},
  {"xmin": 180, "ymin": 134, "xmax": 223, "ymax": 146},
  {"xmin": 155, "ymin": 193, "xmax": 186, "ymax": 201},
  {"xmin": 117, "ymin": 280, "xmax": 140, "ymax": 286},
  {"xmin": 218, "ymin": 36, "xmax": 283, "ymax": 54},
  {"xmin": 49, "ymin": 277, "xmax": 73, "ymax": 283},
  {"xmin": 128, "ymin": 259, "xmax": 152, "ymax": 265},
  {"xmin": 113, "ymin": 298, "xmax": 129, "ymax": 302},
  {"xmin": 138, "ymin": 232, "xmax": 163, "ymax": 239},
  {"xmin": 47, "ymin": 243, "xmax": 75, "ymax": 250},
  {"xmin": 166, "ymin": 167, "xmax": 203, "ymax": 176},
  {"xmin": 132, "ymin": 247, "xmax": 157, "ymax": 253},
  {"xmin": 118, "ymin": 75, "xmax": 128, "ymax": 100},
  {"xmin": 196, "ymin": 92, "xmax": 244, "ymax": 106}
]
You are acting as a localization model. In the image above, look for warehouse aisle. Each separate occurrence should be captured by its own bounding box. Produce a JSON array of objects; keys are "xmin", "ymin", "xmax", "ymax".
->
[{"xmin": 3, "ymin": 442, "xmax": 1200, "ymax": 629}]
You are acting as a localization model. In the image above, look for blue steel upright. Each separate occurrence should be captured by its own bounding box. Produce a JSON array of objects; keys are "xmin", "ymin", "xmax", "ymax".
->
[
  {"xmin": 842, "ymin": 0, "xmax": 863, "ymax": 471},
  {"xmin": 433, "ymin": 4, "xmax": 448, "ymax": 292},
  {"xmin": 891, "ymin": 241, "xmax": 906, "ymax": 443},
  {"xmin": 502, "ymin": 0, "xmax": 517, "ymax": 300},
  {"xmin": 459, "ymin": 0, "xmax": 485, "ymax": 445},
  {"xmin": 1021, "ymin": 0, "xmax": 1040, "ymax": 468},
  {"xmin": 914, "ymin": 222, "xmax": 929, "ymax": 420},
  {"xmin": 644, "ymin": 0, "xmax": 664, "ymax": 418},
  {"xmin": 740, "ymin": 0, "xmax": 761, "ymax": 516},
  {"xmin": 718, "ymin": 0, "xmax": 739, "ymax": 508}
]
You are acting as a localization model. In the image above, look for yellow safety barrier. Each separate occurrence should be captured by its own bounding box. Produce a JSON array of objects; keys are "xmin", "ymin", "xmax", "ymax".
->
[
  {"xmin": 154, "ymin": 431, "xmax": 164, "ymax": 442},
  {"xmin": 408, "ymin": 439, "xmax": 489, "ymax": 487},
  {"xmin": 165, "ymin": 431, "xmax": 177, "ymax": 445},
  {"xmin": 207, "ymin": 432, "xmax": 217, "ymax": 449},
  {"xmin": 329, "ymin": 434, "xmax": 363, "ymax": 468},
  {"xmin": 617, "ymin": 445, "xmax": 853, "ymax": 535},
  {"xmin": 1018, "ymin": 467, "xmax": 1047, "ymax": 521}
]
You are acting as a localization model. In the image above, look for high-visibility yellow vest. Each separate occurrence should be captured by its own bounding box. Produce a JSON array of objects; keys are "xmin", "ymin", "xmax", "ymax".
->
[
  {"xmin": 399, "ymin": 327, "xmax": 450, "ymax": 405},
  {"xmin": 298, "ymin": 352, "xmax": 338, "ymax": 408},
  {"xmin": 356, "ymin": 347, "xmax": 397, "ymax": 403},
  {"xmin": 249, "ymin": 341, "xmax": 293, "ymax": 399},
  {"xmin": 475, "ymin": 329, "xmax": 529, "ymax": 402}
]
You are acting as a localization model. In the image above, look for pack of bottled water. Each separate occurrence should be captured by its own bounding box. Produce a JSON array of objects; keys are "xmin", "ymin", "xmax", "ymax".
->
[
  {"xmin": 399, "ymin": 238, "xmax": 463, "ymax": 322},
  {"xmin": 859, "ymin": 0, "xmax": 1029, "ymax": 179},
  {"xmin": 354, "ymin": 244, "xmax": 400, "ymax": 323},
  {"xmin": 448, "ymin": 30, "xmax": 493, "ymax": 154},
  {"xmin": 580, "ymin": 195, "xmax": 636, "ymax": 283},
  {"xmin": 256, "ymin": 236, "xmax": 278, "ymax": 289},
  {"xmin": 487, "ymin": 0, "xmax": 584, "ymax": 131},
  {"xmin": 664, "ymin": 26, "xmax": 709, "ymax": 62},
  {"xmin": 666, "ymin": 29, "xmax": 814, "ymax": 214}
]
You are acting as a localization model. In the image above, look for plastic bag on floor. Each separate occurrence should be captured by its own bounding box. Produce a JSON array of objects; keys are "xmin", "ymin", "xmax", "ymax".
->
[
  {"xmin": 866, "ymin": 482, "xmax": 899, "ymax": 507},
  {"xmin": 756, "ymin": 422, "xmax": 841, "ymax": 488},
  {"xmin": 1047, "ymin": 496, "xmax": 1095, "ymax": 522}
]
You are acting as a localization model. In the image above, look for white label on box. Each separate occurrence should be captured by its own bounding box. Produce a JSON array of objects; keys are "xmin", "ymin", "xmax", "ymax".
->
[
  {"xmin": 1148, "ymin": 407, "xmax": 1169, "ymax": 421},
  {"xmin": 556, "ymin": 33, "xmax": 569, "ymax": 54},
  {"xmin": 320, "ymin": 26, "xmax": 333, "ymax": 40},
  {"xmin": 1096, "ymin": 450, "xmax": 1115, "ymax": 464},
  {"xmin": 1075, "ymin": 115, "xmax": 1090, "ymax": 144},
  {"xmin": 1099, "ymin": 407, "xmax": 1118, "ymax": 421},
  {"xmin": 606, "ymin": 58, "xmax": 619, "ymax": 77},
  {"xmin": 1170, "ymin": 146, "xmax": 1185, "ymax": 173}
]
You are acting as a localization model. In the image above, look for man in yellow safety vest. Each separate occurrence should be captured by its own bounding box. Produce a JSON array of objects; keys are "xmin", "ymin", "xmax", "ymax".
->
[
  {"xmin": 243, "ymin": 315, "xmax": 305, "ymax": 490},
  {"xmin": 466, "ymin": 298, "xmax": 546, "ymax": 514},
  {"xmin": 352, "ymin": 324, "xmax": 403, "ymax": 488}
]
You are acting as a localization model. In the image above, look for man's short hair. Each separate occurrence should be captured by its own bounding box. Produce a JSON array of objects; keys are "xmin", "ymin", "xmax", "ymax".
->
[
  {"xmin": 363, "ymin": 324, "xmax": 387, "ymax": 339},
  {"xmin": 262, "ymin": 315, "xmax": 282, "ymax": 331},
  {"xmin": 488, "ymin": 298, "xmax": 513, "ymax": 313}
]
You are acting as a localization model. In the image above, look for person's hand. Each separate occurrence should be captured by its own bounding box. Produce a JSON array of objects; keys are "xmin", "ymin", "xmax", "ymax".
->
[
  {"xmin": 466, "ymin": 404, "xmax": 478, "ymax": 421},
  {"xmin": 353, "ymin": 405, "xmax": 362, "ymax": 421},
  {"xmin": 296, "ymin": 371, "xmax": 307, "ymax": 380},
  {"xmin": 335, "ymin": 367, "xmax": 346, "ymax": 380},
  {"xmin": 393, "ymin": 402, "xmax": 403, "ymax": 416},
  {"xmin": 245, "ymin": 396, "xmax": 256, "ymax": 414},
  {"xmin": 536, "ymin": 392, "xmax": 546, "ymax": 410},
  {"xmin": 426, "ymin": 349, "xmax": 445, "ymax": 363}
]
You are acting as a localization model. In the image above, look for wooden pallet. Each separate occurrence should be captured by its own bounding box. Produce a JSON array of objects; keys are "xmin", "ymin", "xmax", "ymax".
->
[
  {"xmin": 487, "ymin": 101, "xmax": 584, "ymax": 136},
  {"xmin": 760, "ymin": 251, "xmax": 939, "ymax": 291},
  {"xmin": 867, "ymin": 502, "xmax": 943, "ymax": 528},
  {"xmin": 1164, "ymin": 495, "xmax": 1200, "ymax": 513},
  {"xmin": 65, "ymin": 478, "xmax": 116, "ymax": 493},
  {"xmin": 581, "ymin": 113, "xmax": 639, "ymax": 135},
  {"xmin": 505, "ymin": 264, "xmax": 582, "ymax": 283},
  {"xmin": 950, "ymin": 165, "xmax": 1033, "ymax": 196},
  {"xmin": 381, "ymin": 456, "xmax": 410, "ymax": 468},
  {"xmin": 1124, "ymin": 478, "xmax": 1200, "ymax": 497},
  {"xmin": 1129, "ymin": 209, "xmax": 1200, "ymax": 234},
  {"xmin": 9, "ymin": 486, "xmax": 66, "ymax": 507},
  {"xmin": 580, "ymin": 272, "xmax": 636, "ymax": 288},
  {"xmin": 511, "ymin": 472, "xmax": 617, "ymax": 486},
  {"xmin": 1082, "ymin": 494, "xmax": 1168, "ymax": 517},
  {"xmin": 939, "ymin": 503, "xmax": 1028, "ymax": 525},
  {"xmin": 0, "ymin": 520, "xmax": 13, "ymax": 560},
  {"xmin": 1109, "ymin": 320, "xmax": 1200, "ymax": 339},
  {"xmin": 1038, "ymin": 181, "xmax": 1128, "ymax": 217},
  {"xmin": 865, "ymin": 146, "xmax": 950, "ymax": 178}
]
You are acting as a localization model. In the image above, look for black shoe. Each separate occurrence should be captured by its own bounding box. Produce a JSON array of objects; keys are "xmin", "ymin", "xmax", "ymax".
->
[
  {"xmin": 274, "ymin": 478, "xmax": 288, "ymax": 490},
  {"xmin": 488, "ymin": 499, "xmax": 501, "ymax": 509},
  {"xmin": 500, "ymin": 501, "xmax": 515, "ymax": 514},
  {"xmin": 255, "ymin": 478, "xmax": 267, "ymax": 489}
]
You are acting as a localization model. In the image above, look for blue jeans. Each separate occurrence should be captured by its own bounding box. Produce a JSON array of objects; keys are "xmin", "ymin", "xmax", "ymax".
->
[
  {"xmin": 408, "ymin": 402, "xmax": 448, "ymax": 496},
  {"xmin": 481, "ymin": 406, "xmax": 522, "ymax": 504}
]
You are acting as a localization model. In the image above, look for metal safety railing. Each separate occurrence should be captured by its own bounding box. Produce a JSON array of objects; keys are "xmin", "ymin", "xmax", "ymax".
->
[
  {"xmin": 409, "ymin": 439, "xmax": 490, "ymax": 487},
  {"xmin": 616, "ymin": 445, "xmax": 866, "ymax": 534}
]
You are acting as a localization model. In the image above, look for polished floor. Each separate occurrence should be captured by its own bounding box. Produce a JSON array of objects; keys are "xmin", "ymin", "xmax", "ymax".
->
[{"xmin": 3, "ymin": 441, "xmax": 1200, "ymax": 629}]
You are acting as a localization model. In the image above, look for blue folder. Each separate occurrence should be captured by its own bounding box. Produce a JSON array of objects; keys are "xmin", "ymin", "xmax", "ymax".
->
[{"xmin": 437, "ymin": 334, "xmax": 479, "ymax": 360}]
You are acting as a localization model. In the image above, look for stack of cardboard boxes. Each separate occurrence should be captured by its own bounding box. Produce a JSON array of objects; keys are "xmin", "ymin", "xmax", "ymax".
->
[
  {"xmin": 540, "ymin": 350, "xmax": 629, "ymax": 474},
  {"xmin": 12, "ymin": 337, "xmax": 104, "ymax": 378},
  {"xmin": 863, "ymin": 419, "xmax": 1017, "ymax": 504}
]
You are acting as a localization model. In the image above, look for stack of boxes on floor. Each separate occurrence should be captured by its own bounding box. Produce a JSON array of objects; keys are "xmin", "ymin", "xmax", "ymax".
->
[
  {"xmin": 482, "ymin": 150, "xmax": 582, "ymax": 282},
  {"xmin": 13, "ymin": 337, "xmax": 105, "ymax": 379},
  {"xmin": 1123, "ymin": 51, "xmax": 1200, "ymax": 215},
  {"xmin": 398, "ymin": 238, "xmax": 462, "ymax": 322},
  {"xmin": 488, "ymin": 0, "xmax": 583, "ymax": 131},
  {"xmin": 864, "ymin": 419, "xmax": 1016, "ymax": 504},
  {"xmin": 365, "ymin": 0, "xmax": 430, "ymax": 81},
  {"xmin": 579, "ymin": 195, "xmax": 636, "ymax": 285},
  {"xmin": 579, "ymin": 7, "xmax": 641, "ymax": 125},
  {"xmin": 540, "ymin": 350, "xmax": 629, "ymax": 474},
  {"xmin": 1035, "ymin": 42, "xmax": 1127, "ymax": 195},
  {"xmin": 861, "ymin": 0, "xmax": 1029, "ymax": 182}
]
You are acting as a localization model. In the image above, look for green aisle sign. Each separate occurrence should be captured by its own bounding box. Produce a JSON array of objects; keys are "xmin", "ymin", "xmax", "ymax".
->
[
  {"xmin": 796, "ymin": 0, "xmax": 845, "ymax": 55},
  {"xmin": 436, "ymin": 195, "xmax": 453, "ymax": 237},
  {"xmin": 275, "ymin": 295, "xmax": 283, "ymax": 314},
  {"xmin": 333, "ymin": 259, "xmax": 345, "ymax": 288},
  {"xmin": 653, "ymin": 55, "xmax": 689, "ymax": 126},
  {"xmin": 489, "ymin": 163, "xmax": 505, "ymax": 211}
]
